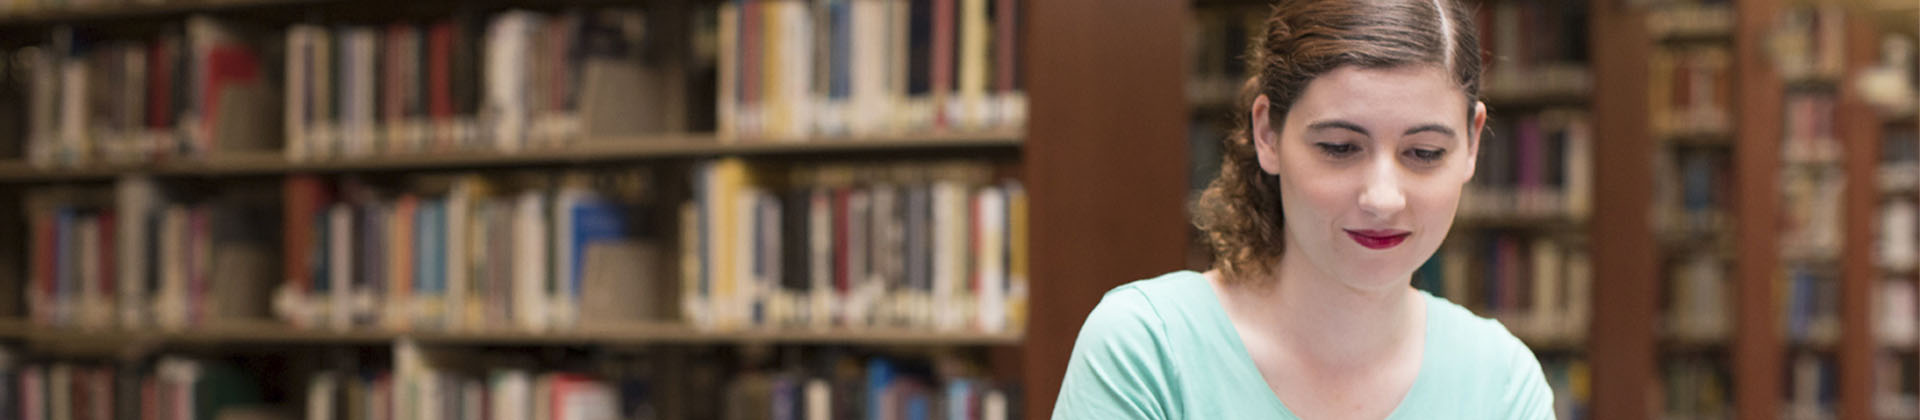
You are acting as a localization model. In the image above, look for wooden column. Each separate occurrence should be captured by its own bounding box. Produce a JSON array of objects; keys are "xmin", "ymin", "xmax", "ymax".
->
[
  {"xmin": 1587, "ymin": 0, "xmax": 1661, "ymax": 418},
  {"xmin": 1836, "ymin": 15, "xmax": 1884, "ymax": 420},
  {"xmin": 1733, "ymin": 0, "xmax": 1785, "ymax": 418},
  {"xmin": 1022, "ymin": 1, "xmax": 1192, "ymax": 418}
]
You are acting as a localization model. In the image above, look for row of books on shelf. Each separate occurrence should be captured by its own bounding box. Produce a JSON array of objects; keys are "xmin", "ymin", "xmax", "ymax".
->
[
  {"xmin": 1784, "ymin": 353, "xmax": 1838, "ymax": 420},
  {"xmin": 19, "ymin": 159, "xmax": 1027, "ymax": 336},
  {"xmin": 1651, "ymin": 45, "xmax": 1734, "ymax": 139},
  {"xmin": 1476, "ymin": 0, "xmax": 1592, "ymax": 98},
  {"xmin": 1874, "ymin": 354, "xmax": 1918, "ymax": 420},
  {"xmin": 1779, "ymin": 164, "xmax": 1845, "ymax": 257},
  {"xmin": 0, "ymin": 344, "xmax": 1017, "ymax": 420},
  {"xmin": 1653, "ymin": 147, "xmax": 1731, "ymax": 236},
  {"xmin": 1645, "ymin": 2, "xmax": 1733, "ymax": 41},
  {"xmin": 1880, "ymin": 279, "xmax": 1917, "ymax": 347},
  {"xmin": 1185, "ymin": 1, "xmax": 1593, "ymax": 108},
  {"xmin": 1781, "ymin": 265, "xmax": 1840, "ymax": 346},
  {"xmin": 1666, "ymin": 254, "xmax": 1730, "ymax": 342},
  {"xmin": 1414, "ymin": 233, "xmax": 1591, "ymax": 343},
  {"xmin": 10, "ymin": 18, "xmax": 276, "ymax": 167},
  {"xmin": 681, "ymin": 159, "xmax": 1026, "ymax": 333},
  {"xmin": 714, "ymin": 0, "xmax": 1027, "ymax": 140},
  {"xmin": 1541, "ymin": 356, "xmax": 1590, "ymax": 420},
  {"xmin": 275, "ymin": 169, "xmax": 676, "ymax": 333},
  {"xmin": 24, "ymin": 178, "xmax": 277, "ymax": 330},
  {"xmin": 1767, "ymin": 6, "xmax": 1847, "ymax": 83},
  {"xmin": 317, "ymin": 343, "xmax": 1016, "ymax": 420},
  {"xmin": 1783, "ymin": 92, "xmax": 1843, "ymax": 165},
  {"xmin": 1457, "ymin": 109, "xmax": 1592, "ymax": 221},
  {"xmin": 1662, "ymin": 357, "xmax": 1729, "ymax": 420},
  {"xmin": 5, "ymin": 356, "xmax": 270, "ymax": 420},
  {"xmin": 282, "ymin": 8, "xmax": 688, "ymax": 162}
]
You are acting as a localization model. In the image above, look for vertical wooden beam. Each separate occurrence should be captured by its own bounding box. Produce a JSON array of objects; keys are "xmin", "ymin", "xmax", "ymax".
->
[
  {"xmin": 1587, "ymin": 1, "xmax": 1659, "ymax": 418},
  {"xmin": 1022, "ymin": 1, "xmax": 1191, "ymax": 418},
  {"xmin": 1733, "ymin": 0, "xmax": 1784, "ymax": 418},
  {"xmin": 1836, "ymin": 14, "xmax": 1882, "ymax": 420}
]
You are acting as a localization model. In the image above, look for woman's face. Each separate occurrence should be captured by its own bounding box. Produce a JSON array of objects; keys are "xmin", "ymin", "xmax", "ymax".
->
[{"xmin": 1251, "ymin": 64, "xmax": 1485, "ymax": 293}]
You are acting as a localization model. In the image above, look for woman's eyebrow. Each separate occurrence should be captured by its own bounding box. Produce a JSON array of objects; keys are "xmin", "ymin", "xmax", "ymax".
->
[
  {"xmin": 1306, "ymin": 120, "xmax": 1370, "ymax": 137},
  {"xmin": 1404, "ymin": 124, "xmax": 1456, "ymax": 138}
]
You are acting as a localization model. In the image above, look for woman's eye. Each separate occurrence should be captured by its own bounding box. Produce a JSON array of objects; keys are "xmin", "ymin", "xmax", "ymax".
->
[
  {"xmin": 1407, "ymin": 148, "xmax": 1446, "ymax": 162},
  {"xmin": 1314, "ymin": 142, "xmax": 1358, "ymax": 158}
]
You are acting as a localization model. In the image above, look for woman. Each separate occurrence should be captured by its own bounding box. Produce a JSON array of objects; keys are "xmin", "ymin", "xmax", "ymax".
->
[{"xmin": 1052, "ymin": 0, "xmax": 1553, "ymax": 418}]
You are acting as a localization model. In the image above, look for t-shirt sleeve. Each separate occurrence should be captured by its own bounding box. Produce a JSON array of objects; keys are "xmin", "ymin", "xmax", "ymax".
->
[
  {"xmin": 1051, "ymin": 287, "xmax": 1178, "ymax": 420},
  {"xmin": 1503, "ymin": 342, "xmax": 1556, "ymax": 420}
]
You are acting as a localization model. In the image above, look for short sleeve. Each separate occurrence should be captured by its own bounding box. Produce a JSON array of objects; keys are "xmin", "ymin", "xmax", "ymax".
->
[
  {"xmin": 1503, "ymin": 343, "xmax": 1556, "ymax": 420},
  {"xmin": 1051, "ymin": 287, "xmax": 1179, "ymax": 420}
]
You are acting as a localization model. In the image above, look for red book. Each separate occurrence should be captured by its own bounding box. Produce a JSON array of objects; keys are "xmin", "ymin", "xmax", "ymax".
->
[
  {"xmin": 742, "ymin": 0, "xmax": 761, "ymax": 119},
  {"xmin": 834, "ymin": 188, "xmax": 851, "ymax": 313},
  {"xmin": 148, "ymin": 37, "xmax": 174, "ymax": 129},
  {"xmin": 283, "ymin": 176, "xmax": 323, "ymax": 300},
  {"xmin": 202, "ymin": 46, "xmax": 261, "ymax": 151},
  {"xmin": 428, "ymin": 21, "xmax": 455, "ymax": 147},
  {"xmin": 931, "ymin": 0, "xmax": 956, "ymax": 127}
]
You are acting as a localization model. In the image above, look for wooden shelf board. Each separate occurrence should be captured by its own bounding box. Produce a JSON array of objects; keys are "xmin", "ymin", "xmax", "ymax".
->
[
  {"xmin": 0, "ymin": 132, "xmax": 1024, "ymax": 182},
  {"xmin": 0, "ymin": 0, "xmax": 325, "ymax": 26},
  {"xmin": 0, "ymin": 319, "xmax": 1023, "ymax": 346}
]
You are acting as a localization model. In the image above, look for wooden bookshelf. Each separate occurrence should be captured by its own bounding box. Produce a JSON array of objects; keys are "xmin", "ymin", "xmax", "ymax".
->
[{"xmin": 0, "ymin": 132, "xmax": 1024, "ymax": 182}]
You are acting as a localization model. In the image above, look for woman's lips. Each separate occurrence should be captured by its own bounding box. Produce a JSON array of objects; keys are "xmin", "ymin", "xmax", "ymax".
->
[{"xmin": 1345, "ymin": 229, "xmax": 1410, "ymax": 250}]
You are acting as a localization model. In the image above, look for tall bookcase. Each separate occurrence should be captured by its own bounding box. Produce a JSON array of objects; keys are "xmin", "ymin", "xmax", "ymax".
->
[{"xmin": 0, "ymin": 0, "xmax": 1196, "ymax": 419}]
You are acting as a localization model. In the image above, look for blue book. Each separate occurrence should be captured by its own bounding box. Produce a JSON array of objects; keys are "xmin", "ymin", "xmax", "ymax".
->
[
  {"xmin": 570, "ymin": 197, "xmax": 630, "ymax": 311},
  {"xmin": 866, "ymin": 358, "xmax": 896, "ymax": 420}
]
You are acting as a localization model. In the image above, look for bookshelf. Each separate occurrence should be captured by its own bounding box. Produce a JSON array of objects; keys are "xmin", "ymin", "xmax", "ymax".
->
[
  {"xmin": 0, "ymin": 0, "xmax": 1200, "ymax": 418},
  {"xmin": 0, "ymin": 132, "xmax": 1024, "ymax": 182}
]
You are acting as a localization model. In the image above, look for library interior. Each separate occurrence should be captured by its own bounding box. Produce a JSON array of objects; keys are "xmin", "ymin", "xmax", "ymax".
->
[{"xmin": 0, "ymin": 0, "xmax": 1913, "ymax": 419}]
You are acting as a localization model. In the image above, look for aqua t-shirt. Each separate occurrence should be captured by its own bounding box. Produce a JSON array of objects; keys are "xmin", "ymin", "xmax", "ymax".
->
[{"xmin": 1052, "ymin": 271, "xmax": 1553, "ymax": 419}]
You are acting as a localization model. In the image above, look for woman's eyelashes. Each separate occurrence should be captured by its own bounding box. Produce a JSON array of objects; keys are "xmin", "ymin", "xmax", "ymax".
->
[
  {"xmin": 1311, "ymin": 142, "xmax": 1447, "ymax": 165},
  {"xmin": 1313, "ymin": 142, "xmax": 1359, "ymax": 158},
  {"xmin": 1405, "ymin": 147, "xmax": 1446, "ymax": 163}
]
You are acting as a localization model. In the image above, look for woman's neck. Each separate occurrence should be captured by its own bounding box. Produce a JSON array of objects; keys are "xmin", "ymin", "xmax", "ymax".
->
[{"xmin": 1226, "ymin": 249, "xmax": 1424, "ymax": 370}]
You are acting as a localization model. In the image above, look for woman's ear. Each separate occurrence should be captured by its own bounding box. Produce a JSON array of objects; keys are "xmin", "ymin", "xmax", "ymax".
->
[
  {"xmin": 1252, "ymin": 95, "xmax": 1283, "ymax": 175},
  {"xmin": 1464, "ymin": 100, "xmax": 1486, "ymax": 181}
]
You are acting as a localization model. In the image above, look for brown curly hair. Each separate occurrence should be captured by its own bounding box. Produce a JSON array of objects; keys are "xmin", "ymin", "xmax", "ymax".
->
[{"xmin": 1194, "ymin": 0, "xmax": 1483, "ymax": 282}]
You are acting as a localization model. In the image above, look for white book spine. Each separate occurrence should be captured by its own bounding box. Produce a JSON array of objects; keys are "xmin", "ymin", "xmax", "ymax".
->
[
  {"xmin": 976, "ymin": 187, "xmax": 1007, "ymax": 332},
  {"xmin": 116, "ymin": 176, "xmax": 154, "ymax": 328},
  {"xmin": 59, "ymin": 61, "xmax": 87, "ymax": 166},
  {"xmin": 307, "ymin": 372, "xmax": 337, "ymax": 420},
  {"xmin": 330, "ymin": 204, "xmax": 355, "ymax": 331},
  {"xmin": 932, "ymin": 181, "xmax": 966, "ymax": 331},
  {"xmin": 1528, "ymin": 238, "xmax": 1562, "ymax": 339},
  {"xmin": 447, "ymin": 181, "xmax": 473, "ymax": 331},
  {"xmin": 157, "ymin": 206, "xmax": 188, "ymax": 331},
  {"xmin": 804, "ymin": 379, "xmax": 831, "ymax": 420},
  {"xmin": 286, "ymin": 26, "xmax": 311, "ymax": 161},
  {"xmin": 514, "ymin": 190, "xmax": 550, "ymax": 331},
  {"xmin": 808, "ymin": 189, "xmax": 833, "ymax": 329}
]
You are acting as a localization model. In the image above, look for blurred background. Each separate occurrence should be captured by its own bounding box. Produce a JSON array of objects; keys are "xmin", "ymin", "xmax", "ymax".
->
[{"xmin": 0, "ymin": 0, "xmax": 1911, "ymax": 419}]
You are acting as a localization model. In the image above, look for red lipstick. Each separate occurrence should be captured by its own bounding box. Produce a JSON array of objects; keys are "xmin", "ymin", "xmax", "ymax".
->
[{"xmin": 1345, "ymin": 229, "xmax": 1410, "ymax": 250}]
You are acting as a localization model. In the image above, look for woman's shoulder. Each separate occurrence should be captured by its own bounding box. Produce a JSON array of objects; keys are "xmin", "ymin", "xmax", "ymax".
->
[
  {"xmin": 1420, "ymin": 293, "xmax": 1539, "ymax": 368},
  {"xmin": 1411, "ymin": 292, "xmax": 1555, "ymax": 416},
  {"xmin": 1085, "ymin": 270, "xmax": 1220, "ymax": 331}
]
